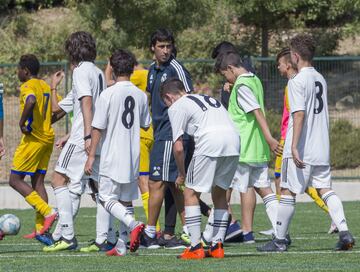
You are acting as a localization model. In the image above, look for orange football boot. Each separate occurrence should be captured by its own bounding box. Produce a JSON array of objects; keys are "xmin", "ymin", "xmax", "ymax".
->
[
  {"xmin": 207, "ymin": 242, "xmax": 224, "ymax": 258},
  {"xmin": 177, "ymin": 245, "xmax": 205, "ymax": 260}
]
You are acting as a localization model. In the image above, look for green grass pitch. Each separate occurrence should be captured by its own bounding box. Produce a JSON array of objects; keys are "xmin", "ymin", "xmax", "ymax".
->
[{"xmin": 0, "ymin": 201, "xmax": 359, "ymax": 272}]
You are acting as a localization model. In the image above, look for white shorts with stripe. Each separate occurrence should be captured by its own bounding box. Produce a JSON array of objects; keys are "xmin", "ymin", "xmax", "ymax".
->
[
  {"xmin": 98, "ymin": 175, "xmax": 139, "ymax": 203},
  {"xmin": 280, "ymin": 158, "xmax": 331, "ymax": 194},
  {"xmin": 186, "ymin": 155, "xmax": 238, "ymax": 193},
  {"xmin": 55, "ymin": 142, "xmax": 87, "ymax": 183},
  {"xmin": 230, "ymin": 163, "xmax": 271, "ymax": 193}
]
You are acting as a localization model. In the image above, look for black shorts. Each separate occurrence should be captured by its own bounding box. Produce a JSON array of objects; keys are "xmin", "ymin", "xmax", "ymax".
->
[{"xmin": 149, "ymin": 139, "xmax": 193, "ymax": 182}]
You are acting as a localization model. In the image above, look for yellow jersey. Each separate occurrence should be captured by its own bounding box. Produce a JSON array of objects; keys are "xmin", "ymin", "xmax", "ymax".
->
[
  {"xmin": 130, "ymin": 69, "xmax": 153, "ymax": 140},
  {"xmin": 20, "ymin": 78, "xmax": 55, "ymax": 144}
]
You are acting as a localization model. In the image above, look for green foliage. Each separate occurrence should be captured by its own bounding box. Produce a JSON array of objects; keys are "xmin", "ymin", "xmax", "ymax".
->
[{"xmin": 330, "ymin": 119, "xmax": 360, "ymax": 169}]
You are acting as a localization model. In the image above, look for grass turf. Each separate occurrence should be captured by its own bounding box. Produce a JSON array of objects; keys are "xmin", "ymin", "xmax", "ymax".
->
[{"xmin": 0, "ymin": 201, "xmax": 359, "ymax": 272}]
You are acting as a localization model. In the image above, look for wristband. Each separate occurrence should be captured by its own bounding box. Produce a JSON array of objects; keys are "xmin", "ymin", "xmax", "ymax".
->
[{"xmin": 84, "ymin": 135, "xmax": 91, "ymax": 141}]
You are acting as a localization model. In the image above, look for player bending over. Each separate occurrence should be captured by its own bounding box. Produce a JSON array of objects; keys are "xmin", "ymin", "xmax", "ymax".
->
[{"xmin": 161, "ymin": 78, "xmax": 240, "ymax": 259}]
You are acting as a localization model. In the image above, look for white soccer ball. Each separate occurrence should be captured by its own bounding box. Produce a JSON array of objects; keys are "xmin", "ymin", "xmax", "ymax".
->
[{"xmin": 0, "ymin": 214, "xmax": 21, "ymax": 235}]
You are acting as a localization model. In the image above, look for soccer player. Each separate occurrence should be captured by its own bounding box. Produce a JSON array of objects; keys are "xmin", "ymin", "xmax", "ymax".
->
[
  {"xmin": 84, "ymin": 49, "xmax": 151, "ymax": 256},
  {"xmin": 260, "ymin": 47, "xmax": 337, "ymax": 236},
  {"xmin": 8, "ymin": 54, "xmax": 57, "ymax": 239},
  {"xmin": 257, "ymin": 34, "xmax": 355, "ymax": 252},
  {"xmin": 43, "ymin": 31, "xmax": 104, "ymax": 252},
  {"xmin": 160, "ymin": 78, "xmax": 240, "ymax": 259},
  {"xmin": 215, "ymin": 52, "xmax": 282, "ymax": 242},
  {"xmin": 141, "ymin": 28, "xmax": 193, "ymax": 248}
]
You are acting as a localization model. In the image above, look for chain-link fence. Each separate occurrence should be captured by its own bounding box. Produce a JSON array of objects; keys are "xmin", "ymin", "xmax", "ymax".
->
[{"xmin": 0, "ymin": 56, "xmax": 359, "ymax": 182}]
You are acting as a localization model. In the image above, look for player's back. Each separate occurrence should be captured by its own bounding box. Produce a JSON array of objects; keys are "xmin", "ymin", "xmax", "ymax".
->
[
  {"xmin": 20, "ymin": 78, "xmax": 54, "ymax": 144},
  {"xmin": 169, "ymin": 94, "xmax": 240, "ymax": 157},
  {"xmin": 69, "ymin": 61, "xmax": 105, "ymax": 147},
  {"xmin": 287, "ymin": 67, "xmax": 329, "ymax": 165}
]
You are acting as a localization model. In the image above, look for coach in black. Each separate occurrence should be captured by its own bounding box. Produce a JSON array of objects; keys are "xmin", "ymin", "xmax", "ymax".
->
[{"xmin": 141, "ymin": 28, "xmax": 192, "ymax": 248}]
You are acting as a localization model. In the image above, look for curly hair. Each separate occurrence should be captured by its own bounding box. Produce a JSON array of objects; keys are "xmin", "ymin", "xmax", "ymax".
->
[
  {"xmin": 19, "ymin": 54, "xmax": 40, "ymax": 76},
  {"xmin": 65, "ymin": 31, "xmax": 97, "ymax": 64},
  {"xmin": 110, "ymin": 49, "xmax": 136, "ymax": 77},
  {"xmin": 290, "ymin": 34, "xmax": 316, "ymax": 62}
]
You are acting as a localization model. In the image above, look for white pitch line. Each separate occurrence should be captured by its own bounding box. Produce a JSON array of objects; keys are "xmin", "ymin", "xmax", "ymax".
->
[{"xmin": 0, "ymin": 250, "xmax": 360, "ymax": 259}]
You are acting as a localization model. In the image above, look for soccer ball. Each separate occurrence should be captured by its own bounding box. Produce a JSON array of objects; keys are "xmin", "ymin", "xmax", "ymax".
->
[{"xmin": 0, "ymin": 214, "xmax": 21, "ymax": 235}]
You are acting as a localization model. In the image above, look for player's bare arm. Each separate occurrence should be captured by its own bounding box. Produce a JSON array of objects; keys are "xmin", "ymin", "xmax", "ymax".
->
[
  {"xmin": 50, "ymin": 70, "xmax": 64, "ymax": 113},
  {"xmin": 104, "ymin": 61, "xmax": 116, "ymax": 87},
  {"xmin": 55, "ymin": 133, "xmax": 70, "ymax": 149},
  {"xmin": 84, "ymin": 127, "xmax": 101, "ymax": 176},
  {"xmin": 291, "ymin": 110, "xmax": 305, "ymax": 169},
  {"xmin": 173, "ymin": 137, "xmax": 186, "ymax": 189},
  {"xmin": 19, "ymin": 95, "xmax": 36, "ymax": 135},
  {"xmin": 80, "ymin": 95, "xmax": 93, "ymax": 154},
  {"xmin": 253, "ymin": 108, "xmax": 283, "ymax": 156}
]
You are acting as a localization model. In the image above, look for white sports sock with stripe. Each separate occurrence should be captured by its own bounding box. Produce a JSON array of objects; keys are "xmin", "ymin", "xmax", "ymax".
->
[
  {"xmin": 185, "ymin": 205, "xmax": 202, "ymax": 247},
  {"xmin": 95, "ymin": 194, "xmax": 111, "ymax": 244},
  {"xmin": 202, "ymin": 208, "xmax": 214, "ymax": 242},
  {"xmin": 263, "ymin": 193, "xmax": 278, "ymax": 233},
  {"xmin": 119, "ymin": 206, "xmax": 134, "ymax": 243},
  {"xmin": 54, "ymin": 186, "xmax": 74, "ymax": 240},
  {"xmin": 212, "ymin": 209, "xmax": 228, "ymax": 246},
  {"xmin": 276, "ymin": 195, "xmax": 296, "ymax": 240},
  {"xmin": 104, "ymin": 200, "xmax": 137, "ymax": 230},
  {"xmin": 322, "ymin": 191, "xmax": 349, "ymax": 232}
]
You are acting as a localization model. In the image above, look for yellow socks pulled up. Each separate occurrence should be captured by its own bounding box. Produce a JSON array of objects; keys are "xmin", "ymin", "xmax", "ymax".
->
[
  {"xmin": 35, "ymin": 211, "xmax": 45, "ymax": 232},
  {"xmin": 141, "ymin": 192, "xmax": 161, "ymax": 232},
  {"xmin": 306, "ymin": 187, "xmax": 329, "ymax": 213},
  {"xmin": 25, "ymin": 191, "xmax": 52, "ymax": 217}
]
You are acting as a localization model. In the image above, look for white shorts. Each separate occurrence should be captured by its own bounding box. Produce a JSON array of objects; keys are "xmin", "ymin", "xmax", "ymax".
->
[
  {"xmin": 280, "ymin": 158, "xmax": 331, "ymax": 194},
  {"xmin": 98, "ymin": 175, "xmax": 139, "ymax": 203},
  {"xmin": 230, "ymin": 163, "xmax": 270, "ymax": 193},
  {"xmin": 55, "ymin": 142, "xmax": 87, "ymax": 183},
  {"xmin": 186, "ymin": 155, "xmax": 238, "ymax": 193}
]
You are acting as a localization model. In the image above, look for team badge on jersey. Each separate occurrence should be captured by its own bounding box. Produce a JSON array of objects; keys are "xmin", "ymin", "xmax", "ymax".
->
[
  {"xmin": 161, "ymin": 73, "xmax": 167, "ymax": 83},
  {"xmin": 149, "ymin": 74, "xmax": 154, "ymax": 85}
]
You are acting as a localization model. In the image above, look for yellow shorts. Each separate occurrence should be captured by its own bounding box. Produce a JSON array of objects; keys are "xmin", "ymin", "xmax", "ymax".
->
[
  {"xmin": 140, "ymin": 137, "xmax": 154, "ymax": 176},
  {"xmin": 274, "ymin": 139, "xmax": 285, "ymax": 178},
  {"xmin": 11, "ymin": 135, "xmax": 53, "ymax": 176}
]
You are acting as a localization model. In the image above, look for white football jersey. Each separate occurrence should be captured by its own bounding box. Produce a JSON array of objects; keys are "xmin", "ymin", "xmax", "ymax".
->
[
  {"xmin": 92, "ymin": 81, "xmax": 151, "ymax": 184},
  {"xmin": 68, "ymin": 61, "xmax": 105, "ymax": 148},
  {"xmin": 168, "ymin": 94, "xmax": 240, "ymax": 157},
  {"xmin": 283, "ymin": 67, "xmax": 330, "ymax": 165},
  {"xmin": 58, "ymin": 89, "xmax": 73, "ymax": 113}
]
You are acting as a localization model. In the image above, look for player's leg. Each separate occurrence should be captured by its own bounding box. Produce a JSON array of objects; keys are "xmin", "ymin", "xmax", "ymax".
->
[
  {"xmin": 101, "ymin": 178, "xmax": 144, "ymax": 255},
  {"xmin": 31, "ymin": 172, "xmax": 47, "ymax": 235},
  {"xmin": 313, "ymin": 166, "xmax": 354, "ymax": 250}
]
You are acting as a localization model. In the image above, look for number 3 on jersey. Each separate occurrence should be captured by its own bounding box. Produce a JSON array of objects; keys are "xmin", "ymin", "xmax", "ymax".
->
[
  {"xmin": 122, "ymin": 96, "xmax": 135, "ymax": 129},
  {"xmin": 314, "ymin": 81, "xmax": 324, "ymax": 114}
]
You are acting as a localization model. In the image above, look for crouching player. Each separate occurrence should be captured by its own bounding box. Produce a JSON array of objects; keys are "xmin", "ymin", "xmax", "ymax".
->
[
  {"xmin": 85, "ymin": 49, "xmax": 151, "ymax": 256},
  {"xmin": 161, "ymin": 78, "xmax": 240, "ymax": 259}
]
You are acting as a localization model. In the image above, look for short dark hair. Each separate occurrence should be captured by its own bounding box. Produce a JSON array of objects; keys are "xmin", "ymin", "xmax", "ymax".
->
[
  {"xmin": 211, "ymin": 41, "xmax": 237, "ymax": 59},
  {"xmin": 214, "ymin": 52, "xmax": 243, "ymax": 72},
  {"xmin": 290, "ymin": 34, "xmax": 316, "ymax": 62},
  {"xmin": 110, "ymin": 49, "xmax": 136, "ymax": 77},
  {"xmin": 276, "ymin": 47, "xmax": 297, "ymax": 70},
  {"xmin": 160, "ymin": 78, "xmax": 185, "ymax": 100},
  {"xmin": 19, "ymin": 54, "xmax": 40, "ymax": 76},
  {"xmin": 65, "ymin": 31, "xmax": 97, "ymax": 64},
  {"xmin": 150, "ymin": 28, "xmax": 175, "ymax": 50}
]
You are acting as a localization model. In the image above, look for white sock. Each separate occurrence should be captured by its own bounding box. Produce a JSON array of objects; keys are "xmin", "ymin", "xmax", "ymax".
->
[
  {"xmin": 119, "ymin": 206, "xmax": 134, "ymax": 243},
  {"xmin": 322, "ymin": 191, "xmax": 348, "ymax": 232},
  {"xmin": 144, "ymin": 225, "xmax": 156, "ymax": 238},
  {"xmin": 69, "ymin": 191, "xmax": 81, "ymax": 218},
  {"xmin": 104, "ymin": 200, "xmax": 137, "ymax": 230},
  {"xmin": 202, "ymin": 208, "xmax": 214, "ymax": 242},
  {"xmin": 107, "ymin": 215, "xmax": 117, "ymax": 245},
  {"xmin": 276, "ymin": 195, "xmax": 296, "ymax": 240},
  {"xmin": 212, "ymin": 209, "xmax": 229, "ymax": 245},
  {"xmin": 115, "ymin": 238, "xmax": 127, "ymax": 256},
  {"xmin": 185, "ymin": 205, "xmax": 202, "ymax": 247},
  {"xmin": 182, "ymin": 225, "xmax": 189, "ymax": 235},
  {"xmin": 54, "ymin": 186, "xmax": 74, "ymax": 240},
  {"xmin": 263, "ymin": 193, "xmax": 278, "ymax": 233},
  {"xmin": 95, "ymin": 194, "xmax": 111, "ymax": 244}
]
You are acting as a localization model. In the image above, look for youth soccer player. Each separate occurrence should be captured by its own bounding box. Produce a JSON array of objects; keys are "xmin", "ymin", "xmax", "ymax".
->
[
  {"xmin": 215, "ymin": 52, "xmax": 282, "ymax": 242},
  {"xmin": 257, "ymin": 34, "xmax": 355, "ymax": 252},
  {"xmin": 84, "ymin": 49, "xmax": 151, "ymax": 256},
  {"xmin": 43, "ymin": 31, "xmax": 104, "ymax": 252},
  {"xmin": 9, "ymin": 54, "xmax": 57, "ymax": 239},
  {"xmin": 161, "ymin": 78, "xmax": 240, "ymax": 259}
]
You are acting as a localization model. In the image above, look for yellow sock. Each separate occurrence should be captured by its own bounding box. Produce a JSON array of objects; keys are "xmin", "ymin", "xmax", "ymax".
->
[
  {"xmin": 25, "ymin": 191, "xmax": 52, "ymax": 216},
  {"xmin": 141, "ymin": 192, "xmax": 161, "ymax": 232},
  {"xmin": 35, "ymin": 211, "xmax": 44, "ymax": 232},
  {"xmin": 276, "ymin": 194, "xmax": 281, "ymax": 201},
  {"xmin": 305, "ymin": 187, "xmax": 329, "ymax": 213}
]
